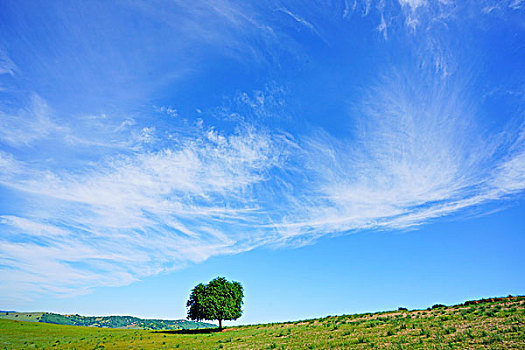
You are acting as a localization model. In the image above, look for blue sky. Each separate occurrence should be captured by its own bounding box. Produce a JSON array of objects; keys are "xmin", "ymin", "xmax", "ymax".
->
[{"xmin": 0, "ymin": 0, "xmax": 524, "ymax": 325}]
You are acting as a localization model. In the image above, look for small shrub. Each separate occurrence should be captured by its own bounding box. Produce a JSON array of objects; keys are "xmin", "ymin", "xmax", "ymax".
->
[
  {"xmin": 445, "ymin": 327, "xmax": 456, "ymax": 334},
  {"xmin": 483, "ymin": 334, "xmax": 502, "ymax": 345},
  {"xmin": 485, "ymin": 310, "xmax": 496, "ymax": 317},
  {"xmin": 465, "ymin": 329, "xmax": 474, "ymax": 339}
]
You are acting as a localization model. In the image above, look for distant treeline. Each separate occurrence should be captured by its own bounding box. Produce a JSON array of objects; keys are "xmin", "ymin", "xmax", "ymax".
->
[
  {"xmin": 0, "ymin": 311, "xmax": 214, "ymax": 330},
  {"xmin": 463, "ymin": 295, "xmax": 519, "ymax": 306},
  {"xmin": 38, "ymin": 313, "xmax": 214, "ymax": 330}
]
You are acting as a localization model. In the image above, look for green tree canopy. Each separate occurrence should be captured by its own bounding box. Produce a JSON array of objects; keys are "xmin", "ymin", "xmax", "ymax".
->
[{"xmin": 186, "ymin": 277, "xmax": 243, "ymax": 329}]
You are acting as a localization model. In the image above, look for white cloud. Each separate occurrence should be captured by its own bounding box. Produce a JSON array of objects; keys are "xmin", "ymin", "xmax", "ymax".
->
[
  {"xmin": 269, "ymin": 68, "xmax": 525, "ymax": 239},
  {"xmin": 158, "ymin": 106, "xmax": 178, "ymax": 118},
  {"xmin": 279, "ymin": 8, "xmax": 316, "ymax": 31},
  {"xmin": 1, "ymin": 75, "xmax": 524, "ymax": 301},
  {"xmin": 490, "ymin": 127, "xmax": 525, "ymax": 193},
  {"xmin": 377, "ymin": 15, "xmax": 388, "ymax": 39},
  {"xmin": 398, "ymin": 0, "xmax": 426, "ymax": 10},
  {"xmin": 0, "ymin": 151, "xmax": 21, "ymax": 174},
  {"xmin": 508, "ymin": 0, "xmax": 524, "ymax": 10},
  {"xmin": 1, "ymin": 0, "xmax": 524, "ymax": 303},
  {"xmin": 278, "ymin": 7, "xmax": 328, "ymax": 44},
  {"xmin": 343, "ymin": 0, "xmax": 358, "ymax": 18},
  {"xmin": 0, "ymin": 51, "xmax": 16, "ymax": 76},
  {"xmin": 0, "ymin": 95, "xmax": 155, "ymax": 152},
  {"xmin": 126, "ymin": 0, "xmax": 283, "ymax": 65},
  {"xmin": 0, "ymin": 122, "xmax": 288, "ymax": 298},
  {"xmin": 0, "ymin": 216, "xmax": 69, "ymax": 237},
  {"xmin": 0, "ymin": 95, "xmax": 65, "ymax": 147}
]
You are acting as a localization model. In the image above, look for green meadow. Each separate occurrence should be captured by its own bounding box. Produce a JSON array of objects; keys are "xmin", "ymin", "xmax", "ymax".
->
[{"xmin": 1, "ymin": 296, "xmax": 524, "ymax": 349}]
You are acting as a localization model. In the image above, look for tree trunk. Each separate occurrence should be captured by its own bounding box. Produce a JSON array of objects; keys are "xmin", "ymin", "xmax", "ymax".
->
[{"xmin": 218, "ymin": 319, "xmax": 222, "ymax": 330}]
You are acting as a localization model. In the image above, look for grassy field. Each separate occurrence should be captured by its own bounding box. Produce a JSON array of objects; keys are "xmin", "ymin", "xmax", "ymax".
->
[{"xmin": 1, "ymin": 296, "xmax": 524, "ymax": 349}]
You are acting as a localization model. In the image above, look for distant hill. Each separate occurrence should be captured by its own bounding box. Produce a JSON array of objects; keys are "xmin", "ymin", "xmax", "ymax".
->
[{"xmin": 0, "ymin": 311, "xmax": 214, "ymax": 330}]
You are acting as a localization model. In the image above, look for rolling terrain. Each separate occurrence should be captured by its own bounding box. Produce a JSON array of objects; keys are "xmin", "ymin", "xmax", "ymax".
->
[
  {"xmin": 0, "ymin": 312, "xmax": 213, "ymax": 330},
  {"xmin": 1, "ymin": 296, "xmax": 524, "ymax": 349}
]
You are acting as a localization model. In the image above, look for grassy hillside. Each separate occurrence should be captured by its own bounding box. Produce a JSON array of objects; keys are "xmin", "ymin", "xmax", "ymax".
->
[
  {"xmin": 0, "ymin": 312, "xmax": 46, "ymax": 323},
  {"xmin": 0, "ymin": 312, "xmax": 213, "ymax": 330},
  {"xmin": 1, "ymin": 296, "xmax": 524, "ymax": 349}
]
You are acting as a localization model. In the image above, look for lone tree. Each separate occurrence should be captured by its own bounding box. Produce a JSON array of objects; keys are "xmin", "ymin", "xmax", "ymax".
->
[{"xmin": 186, "ymin": 277, "xmax": 243, "ymax": 330}]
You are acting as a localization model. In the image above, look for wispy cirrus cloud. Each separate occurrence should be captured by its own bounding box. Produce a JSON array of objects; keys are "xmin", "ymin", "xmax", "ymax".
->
[
  {"xmin": 0, "ymin": 95, "xmax": 65, "ymax": 147},
  {"xmin": 0, "ymin": 95, "xmax": 150, "ymax": 154},
  {"xmin": 0, "ymin": 120, "xmax": 291, "ymax": 301},
  {"xmin": 398, "ymin": 0, "xmax": 426, "ymax": 11},
  {"xmin": 0, "ymin": 50, "xmax": 16, "ymax": 76},
  {"xmin": 278, "ymin": 7, "xmax": 327, "ymax": 43},
  {"xmin": 0, "ymin": 0, "xmax": 524, "ymax": 305},
  {"xmin": 1, "ymin": 68, "xmax": 524, "ymax": 302},
  {"xmin": 276, "ymin": 69, "xmax": 525, "ymax": 238}
]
